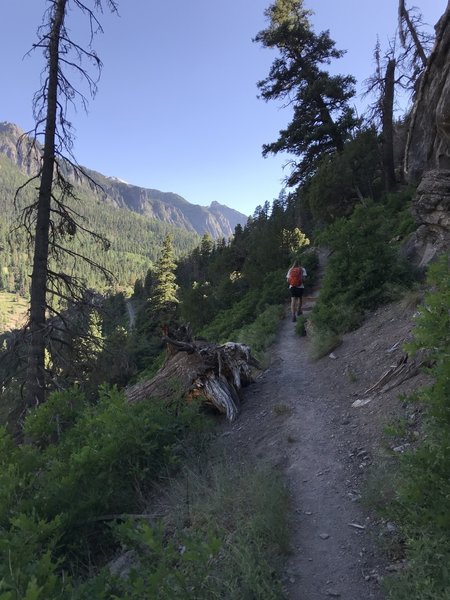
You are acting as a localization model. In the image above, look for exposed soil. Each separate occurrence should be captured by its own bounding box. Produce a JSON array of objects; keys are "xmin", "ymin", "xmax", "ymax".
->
[{"xmin": 219, "ymin": 290, "xmax": 429, "ymax": 600}]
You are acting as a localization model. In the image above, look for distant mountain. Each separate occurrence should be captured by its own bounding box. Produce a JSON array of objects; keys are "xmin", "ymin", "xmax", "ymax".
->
[{"xmin": 0, "ymin": 121, "xmax": 247, "ymax": 239}]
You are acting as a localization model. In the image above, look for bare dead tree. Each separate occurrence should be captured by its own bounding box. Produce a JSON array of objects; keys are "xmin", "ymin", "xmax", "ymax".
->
[
  {"xmin": 363, "ymin": 8, "xmax": 433, "ymax": 191},
  {"xmin": 363, "ymin": 40, "xmax": 398, "ymax": 190},
  {"xmin": 16, "ymin": 0, "xmax": 119, "ymax": 407},
  {"xmin": 398, "ymin": 0, "xmax": 430, "ymax": 70},
  {"xmin": 381, "ymin": 56, "xmax": 397, "ymax": 190}
]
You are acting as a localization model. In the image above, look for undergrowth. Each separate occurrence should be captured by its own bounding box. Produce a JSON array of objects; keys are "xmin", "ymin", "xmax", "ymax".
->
[
  {"xmin": 0, "ymin": 386, "xmax": 209, "ymax": 597},
  {"xmin": 80, "ymin": 457, "xmax": 289, "ymax": 599},
  {"xmin": 310, "ymin": 197, "xmax": 415, "ymax": 356},
  {"xmin": 230, "ymin": 303, "xmax": 285, "ymax": 361},
  {"xmin": 199, "ymin": 269, "xmax": 287, "ymax": 343},
  {"xmin": 0, "ymin": 382, "xmax": 291, "ymax": 598},
  {"xmin": 366, "ymin": 255, "xmax": 450, "ymax": 599}
]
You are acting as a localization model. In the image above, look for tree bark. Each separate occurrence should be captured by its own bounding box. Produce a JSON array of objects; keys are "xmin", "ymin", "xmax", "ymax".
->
[
  {"xmin": 125, "ymin": 339, "xmax": 259, "ymax": 422},
  {"xmin": 382, "ymin": 58, "xmax": 397, "ymax": 191},
  {"xmin": 25, "ymin": 0, "xmax": 68, "ymax": 406}
]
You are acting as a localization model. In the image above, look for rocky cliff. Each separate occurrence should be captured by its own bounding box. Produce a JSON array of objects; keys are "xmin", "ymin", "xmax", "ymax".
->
[
  {"xmin": 405, "ymin": 3, "xmax": 450, "ymax": 265},
  {"xmin": 0, "ymin": 121, "xmax": 247, "ymax": 240}
]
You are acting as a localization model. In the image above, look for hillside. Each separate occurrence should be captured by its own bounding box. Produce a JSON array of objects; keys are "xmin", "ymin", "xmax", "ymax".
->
[
  {"xmin": 0, "ymin": 121, "xmax": 246, "ymax": 296},
  {"xmin": 0, "ymin": 122, "xmax": 247, "ymax": 240},
  {"xmin": 0, "ymin": 150, "xmax": 200, "ymax": 295}
]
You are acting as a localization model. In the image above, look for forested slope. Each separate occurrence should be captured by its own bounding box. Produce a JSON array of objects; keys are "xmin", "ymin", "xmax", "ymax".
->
[{"xmin": 0, "ymin": 151, "xmax": 200, "ymax": 295}]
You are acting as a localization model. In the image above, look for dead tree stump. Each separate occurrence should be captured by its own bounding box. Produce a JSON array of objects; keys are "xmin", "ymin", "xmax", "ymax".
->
[{"xmin": 125, "ymin": 334, "xmax": 259, "ymax": 422}]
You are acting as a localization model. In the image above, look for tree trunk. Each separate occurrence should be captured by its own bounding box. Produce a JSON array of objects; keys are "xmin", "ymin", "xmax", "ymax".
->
[
  {"xmin": 398, "ymin": 0, "xmax": 428, "ymax": 67},
  {"xmin": 382, "ymin": 58, "xmax": 397, "ymax": 191},
  {"xmin": 25, "ymin": 0, "xmax": 68, "ymax": 407},
  {"xmin": 125, "ymin": 338, "xmax": 259, "ymax": 422}
]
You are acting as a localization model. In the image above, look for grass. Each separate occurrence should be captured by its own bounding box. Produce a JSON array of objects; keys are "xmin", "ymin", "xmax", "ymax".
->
[
  {"xmin": 383, "ymin": 417, "xmax": 409, "ymax": 439},
  {"xmin": 0, "ymin": 291, "xmax": 28, "ymax": 331},
  {"xmin": 273, "ymin": 403, "xmax": 291, "ymax": 416},
  {"xmin": 295, "ymin": 315, "xmax": 307, "ymax": 336},
  {"xmin": 96, "ymin": 452, "xmax": 291, "ymax": 599},
  {"xmin": 308, "ymin": 328, "xmax": 342, "ymax": 360}
]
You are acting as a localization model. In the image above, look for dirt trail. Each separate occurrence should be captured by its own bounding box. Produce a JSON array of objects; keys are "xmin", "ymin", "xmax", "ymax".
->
[
  {"xmin": 217, "ymin": 249, "xmax": 429, "ymax": 599},
  {"xmin": 220, "ymin": 288, "xmax": 394, "ymax": 599},
  {"xmin": 224, "ymin": 320, "xmax": 384, "ymax": 599}
]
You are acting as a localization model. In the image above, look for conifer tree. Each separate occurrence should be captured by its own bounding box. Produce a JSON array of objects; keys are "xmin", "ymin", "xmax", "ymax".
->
[
  {"xmin": 254, "ymin": 0, "xmax": 358, "ymax": 186},
  {"xmin": 150, "ymin": 235, "xmax": 179, "ymax": 324}
]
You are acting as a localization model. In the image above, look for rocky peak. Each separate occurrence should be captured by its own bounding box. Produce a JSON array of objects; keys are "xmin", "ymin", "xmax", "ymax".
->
[
  {"xmin": 0, "ymin": 122, "xmax": 40, "ymax": 175},
  {"xmin": 0, "ymin": 121, "xmax": 246, "ymax": 239}
]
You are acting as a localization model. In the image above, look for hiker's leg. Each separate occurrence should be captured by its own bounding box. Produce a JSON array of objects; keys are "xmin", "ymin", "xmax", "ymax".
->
[
  {"xmin": 290, "ymin": 296, "xmax": 297, "ymax": 316},
  {"xmin": 298, "ymin": 289, "xmax": 304, "ymax": 314}
]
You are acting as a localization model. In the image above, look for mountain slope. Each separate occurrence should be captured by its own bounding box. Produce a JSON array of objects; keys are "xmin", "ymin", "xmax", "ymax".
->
[{"xmin": 0, "ymin": 121, "xmax": 247, "ymax": 239}]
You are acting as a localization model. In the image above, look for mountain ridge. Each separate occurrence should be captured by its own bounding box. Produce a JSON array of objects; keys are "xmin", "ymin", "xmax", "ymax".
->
[{"xmin": 0, "ymin": 121, "xmax": 247, "ymax": 240}]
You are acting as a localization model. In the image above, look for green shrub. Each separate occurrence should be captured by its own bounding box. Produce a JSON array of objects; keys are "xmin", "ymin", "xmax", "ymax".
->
[
  {"xmin": 295, "ymin": 315, "xmax": 307, "ymax": 336},
  {"xmin": 369, "ymin": 255, "xmax": 450, "ymax": 599},
  {"xmin": 23, "ymin": 387, "xmax": 86, "ymax": 448},
  {"xmin": 230, "ymin": 304, "xmax": 285, "ymax": 359},
  {"xmin": 0, "ymin": 385, "xmax": 208, "ymax": 592},
  {"xmin": 311, "ymin": 201, "xmax": 414, "ymax": 336},
  {"xmin": 309, "ymin": 328, "xmax": 342, "ymax": 360},
  {"xmin": 82, "ymin": 460, "xmax": 289, "ymax": 599}
]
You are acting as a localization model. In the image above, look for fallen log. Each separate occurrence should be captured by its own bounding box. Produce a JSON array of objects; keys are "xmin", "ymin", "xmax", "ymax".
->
[{"xmin": 125, "ymin": 336, "xmax": 259, "ymax": 421}]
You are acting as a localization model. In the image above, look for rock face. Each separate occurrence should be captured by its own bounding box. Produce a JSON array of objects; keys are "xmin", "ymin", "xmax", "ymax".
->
[
  {"xmin": 405, "ymin": 170, "xmax": 450, "ymax": 267},
  {"xmin": 404, "ymin": 4, "xmax": 450, "ymax": 265},
  {"xmin": 0, "ymin": 122, "xmax": 40, "ymax": 175},
  {"xmin": 406, "ymin": 5, "xmax": 450, "ymax": 180},
  {"xmin": 0, "ymin": 121, "xmax": 247, "ymax": 240}
]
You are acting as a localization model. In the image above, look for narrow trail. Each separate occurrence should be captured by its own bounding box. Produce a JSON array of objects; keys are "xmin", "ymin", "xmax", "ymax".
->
[{"xmin": 221, "ymin": 287, "xmax": 386, "ymax": 599}]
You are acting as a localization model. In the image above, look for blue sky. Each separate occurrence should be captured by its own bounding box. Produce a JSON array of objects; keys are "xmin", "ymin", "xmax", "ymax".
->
[{"xmin": 2, "ymin": 1, "xmax": 444, "ymax": 218}]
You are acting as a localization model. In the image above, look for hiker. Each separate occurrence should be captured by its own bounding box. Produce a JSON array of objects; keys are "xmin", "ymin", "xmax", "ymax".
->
[{"xmin": 287, "ymin": 260, "xmax": 307, "ymax": 322}]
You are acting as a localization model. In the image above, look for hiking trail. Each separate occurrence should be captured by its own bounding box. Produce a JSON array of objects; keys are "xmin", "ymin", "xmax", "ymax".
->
[{"xmin": 219, "ymin": 266, "xmax": 427, "ymax": 599}]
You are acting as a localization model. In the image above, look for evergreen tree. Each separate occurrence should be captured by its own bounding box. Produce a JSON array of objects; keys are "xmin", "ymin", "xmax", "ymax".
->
[
  {"xmin": 254, "ymin": 0, "xmax": 358, "ymax": 186},
  {"xmin": 150, "ymin": 235, "xmax": 179, "ymax": 325}
]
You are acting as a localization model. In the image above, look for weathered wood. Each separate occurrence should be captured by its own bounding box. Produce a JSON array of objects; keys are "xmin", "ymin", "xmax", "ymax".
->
[
  {"xmin": 352, "ymin": 350, "xmax": 429, "ymax": 408},
  {"xmin": 125, "ymin": 338, "xmax": 259, "ymax": 421}
]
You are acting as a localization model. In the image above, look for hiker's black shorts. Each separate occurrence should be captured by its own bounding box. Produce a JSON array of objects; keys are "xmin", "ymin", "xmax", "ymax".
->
[{"xmin": 290, "ymin": 287, "xmax": 304, "ymax": 298}]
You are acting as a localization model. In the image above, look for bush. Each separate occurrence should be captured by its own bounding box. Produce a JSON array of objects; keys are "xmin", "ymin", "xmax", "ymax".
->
[
  {"xmin": 230, "ymin": 303, "xmax": 285, "ymax": 360},
  {"xmin": 0, "ymin": 386, "xmax": 208, "ymax": 592},
  {"xmin": 311, "ymin": 201, "xmax": 414, "ymax": 336},
  {"xmin": 295, "ymin": 315, "xmax": 307, "ymax": 336},
  {"xmin": 309, "ymin": 328, "xmax": 342, "ymax": 360},
  {"xmin": 199, "ymin": 269, "xmax": 288, "ymax": 343},
  {"xmin": 81, "ymin": 459, "xmax": 289, "ymax": 599},
  {"xmin": 370, "ymin": 255, "xmax": 450, "ymax": 599}
]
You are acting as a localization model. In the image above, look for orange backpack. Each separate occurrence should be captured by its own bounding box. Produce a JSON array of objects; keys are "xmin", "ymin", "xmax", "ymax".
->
[{"xmin": 288, "ymin": 267, "xmax": 303, "ymax": 287}]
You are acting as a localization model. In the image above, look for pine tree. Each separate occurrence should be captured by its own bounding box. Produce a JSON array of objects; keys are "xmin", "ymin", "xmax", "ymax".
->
[
  {"xmin": 254, "ymin": 0, "xmax": 358, "ymax": 186},
  {"xmin": 150, "ymin": 235, "xmax": 179, "ymax": 325}
]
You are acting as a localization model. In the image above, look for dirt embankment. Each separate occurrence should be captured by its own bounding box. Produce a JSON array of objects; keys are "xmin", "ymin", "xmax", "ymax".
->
[{"xmin": 220, "ymin": 295, "xmax": 427, "ymax": 599}]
